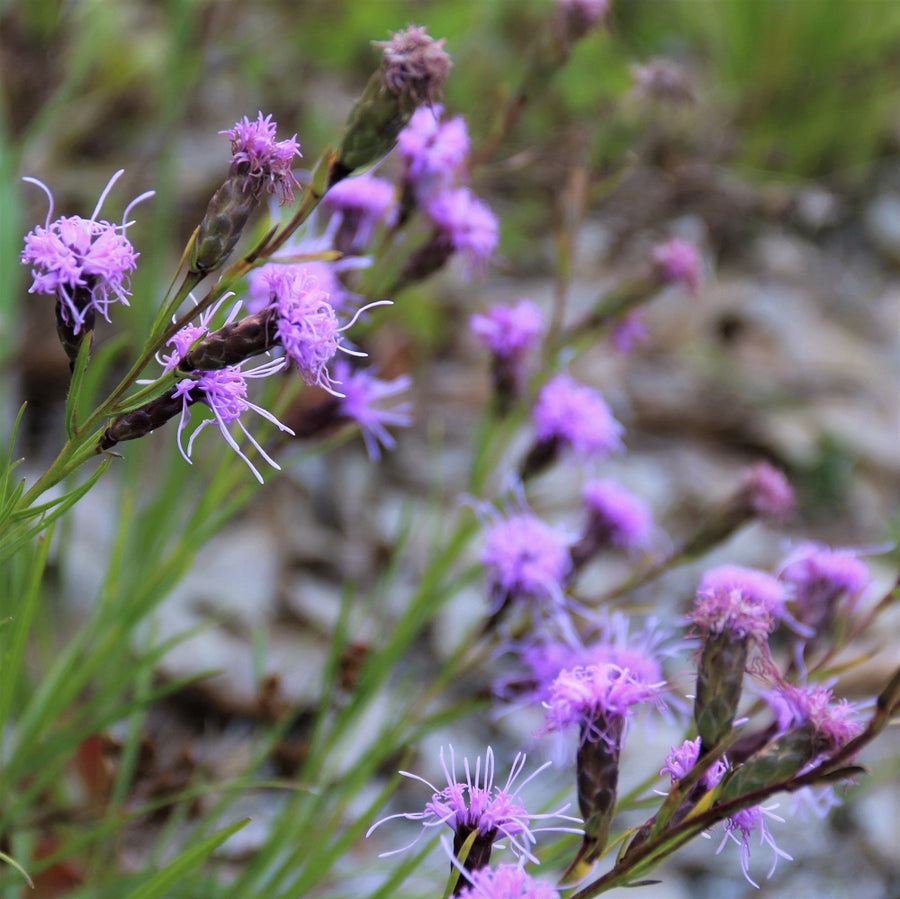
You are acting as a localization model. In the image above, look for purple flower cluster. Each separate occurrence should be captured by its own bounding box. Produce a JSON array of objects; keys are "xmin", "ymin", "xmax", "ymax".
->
[
  {"xmin": 651, "ymin": 238, "xmax": 702, "ymax": 294},
  {"xmin": 398, "ymin": 104, "xmax": 470, "ymax": 201},
  {"xmin": 322, "ymin": 173, "xmax": 397, "ymax": 253},
  {"xmin": 470, "ymin": 300, "xmax": 544, "ymax": 362},
  {"xmin": 456, "ymin": 865, "xmax": 561, "ymax": 899},
  {"xmin": 426, "ymin": 186, "xmax": 500, "ymax": 274},
  {"xmin": 221, "ymin": 112, "xmax": 301, "ymax": 202},
  {"xmin": 580, "ymin": 478, "xmax": 654, "ymax": 552},
  {"xmin": 21, "ymin": 171, "xmax": 151, "ymax": 333}
]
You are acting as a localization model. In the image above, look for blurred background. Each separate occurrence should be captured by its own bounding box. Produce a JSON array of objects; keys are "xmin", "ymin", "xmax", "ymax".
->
[{"xmin": 1, "ymin": 1, "xmax": 899, "ymax": 897}]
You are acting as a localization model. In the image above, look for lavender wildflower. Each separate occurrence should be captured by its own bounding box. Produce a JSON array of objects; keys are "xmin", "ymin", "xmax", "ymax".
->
[
  {"xmin": 331, "ymin": 359, "xmax": 413, "ymax": 460},
  {"xmin": 571, "ymin": 478, "xmax": 654, "ymax": 566},
  {"xmin": 522, "ymin": 374, "xmax": 623, "ymax": 478},
  {"xmin": 191, "ymin": 112, "xmax": 301, "ymax": 274},
  {"xmin": 21, "ymin": 171, "xmax": 151, "ymax": 366},
  {"xmin": 651, "ymin": 238, "xmax": 702, "ymax": 295},
  {"xmin": 611, "ymin": 309, "xmax": 649, "ymax": 353},
  {"xmin": 335, "ymin": 24, "xmax": 451, "ymax": 182},
  {"xmin": 545, "ymin": 662, "xmax": 667, "ymax": 866},
  {"xmin": 660, "ymin": 737, "xmax": 727, "ymax": 790},
  {"xmin": 423, "ymin": 186, "xmax": 500, "ymax": 274},
  {"xmin": 367, "ymin": 746, "xmax": 577, "ymax": 874},
  {"xmin": 470, "ymin": 299, "xmax": 544, "ymax": 412},
  {"xmin": 690, "ymin": 565, "xmax": 787, "ymax": 755},
  {"xmin": 322, "ymin": 173, "xmax": 396, "ymax": 255},
  {"xmin": 716, "ymin": 805, "xmax": 792, "ymax": 889},
  {"xmin": 455, "ymin": 865, "xmax": 561, "ymax": 899},
  {"xmin": 739, "ymin": 461, "xmax": 795, "ymax": 520}
]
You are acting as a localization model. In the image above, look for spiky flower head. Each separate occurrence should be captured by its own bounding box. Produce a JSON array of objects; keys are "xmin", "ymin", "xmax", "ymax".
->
[
  {"xmin": 376, "ymin": 24, "xmax": 452, "ymax": 104},
  {"xmin": 456, "ymin": 865, "xmax": 561, "ymax": 899},
  {"xmin": 660, "ymin": 737, "xmax": 727, "ymax": 789},
  {"xmin": 691, "ymin": 564, "xmax": 786, "ymax": 642},
  {"xmin": 221, "ymin": 112, "xmax": 301, "ymax": 203},
  {"xmin": 717, "ymin": 805, "xmax": 792, "ymax": 889},
  {"xmin": 398, "ymin": 104, "xmax": 470, "ymax": 200},
  {"xmin": 739, "ymin": 461, "xmax": 795, "ymax": 520},
  {"xmin": 323, "ymin": 173, "xmax": 397, "ymax": 253},
  {"xmin": 531, "ymin": 374, "xmax": 624, "ymax": 460}
]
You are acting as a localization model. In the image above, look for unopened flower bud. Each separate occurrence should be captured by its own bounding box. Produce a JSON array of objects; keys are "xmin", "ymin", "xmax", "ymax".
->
[
  {"xmin": 334, "ymin": 25, "xmax": 451, "ymax": 184},
  {"xmin": 99, "ymin": 390, "xmax": 188, "ymax": 451},
  {"xmin": 178, "ymin": 308, "xmax": 278, "ymax": 372}
]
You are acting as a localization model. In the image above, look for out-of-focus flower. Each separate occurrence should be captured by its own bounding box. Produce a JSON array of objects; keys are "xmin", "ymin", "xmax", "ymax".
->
[
  {"xmin": 376, "ymin": 24, "xmax": 452, "ymax": 104},
  {"xmin": 739, "ymin": 462, "xmax": 795, "ymax": 521},
  {"xmin": 577, "ymin": 478, "xmax": 654, "ymax": 554},
  {"xmin": 332, "ymin": 359, "xmax": 413, "ymax": 460},
  {"xmin": 456, "ymin": 864, "xmax": 561, "ymax": 899},
  {"xmin": 630, "ymin": 58, "xmax": 695, "ymax": 104},
  {"xmin": 322, "ymin": 173, "xmax": 397, "ymax": 254},
  {"xmin": 426, "ymin": 186, "xmax": 499, "ymax": 274},
  {"xmin": 398, "ymin": 104, "xmax": 470, "ymax": 201},
  {"xmin": 651, "ymin": 238, "xmax": 702, "ymax": 295},
  {"xmin": 716, "ymin": 804, "xmax": 792, "ymax": 889}
]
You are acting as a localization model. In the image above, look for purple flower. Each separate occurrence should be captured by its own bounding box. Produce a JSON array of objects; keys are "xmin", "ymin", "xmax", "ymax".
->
[
  {"xmin": 531, "ymin": 374, "xmax": 624, "ymax": 460},
  {"xmin": 375, "ymin": 24, "xmax": 452, "ymax": 104},
  {"xmin": 480, "ymin": 510, "xmax": 572, "ymax": 615},
  {"xmin": 651, "ymin": 238, "xmax": 702, "ymax": 294},
  {"xmin": 660, "ymin": 737, "xmax": 727, "ymax": 789},
  {"xmin": 580, "ymin": 478, "xmax": 654, "ymax": 552},
  {"xmin": 611, "ymin": 310, "xmax": 649, "ymax": 353},
  {"xmin": 544, "ymin": 663, "xmax": 667, "ymax": 744},
  {"xmin": 739, "ymin": 461, "xmax": 795, "ymax": 520},
  {"xmin": 221, "ymin": 112, "xmax": 301, "ymax": 203},
  {"xmin": 456, "ymin": 865, "xmax": 561, "ymax": 899},
  {"xmin": 716, "ymin": 804, "xmax": 792, "ymax": 889},
  {"xmin": 426, "ymin": 187, "xmax": 499, "ymax": 274},
  {"xmin": 331, "ymin": 359, "xmax": 413, "ymax": 460},
  {"xmin": 322, "ymin": 173, "xmax": 397, "ymax": 252},
  {"xmin": 367, "ymin": 746, "xmax": 577, "ymax": 865},
  {"xmin": 470, "ymin": 300, "xmax": 544, "ymax": 361},
  {"xmin": 398, "ymin": 104, "xmax": 470, "ymax": 199},
  {"xmin": 20, "ymin": 171, "xmax": 151, "ymax": 333},
  {"xmin": 779, "ymin": 543, "xmax": 870, "ymax": 636},
  {"xmin": 691, "ymin": 565, "xmax": 787, "ymax": 642},
  {"xmin": 556, "ymin": 0, "xmax": 610, "ymax": 35}
]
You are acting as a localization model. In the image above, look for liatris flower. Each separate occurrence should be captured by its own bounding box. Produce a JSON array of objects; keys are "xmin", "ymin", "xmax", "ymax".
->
[
  {"xmin": 367, "ymin": 746, "xmax": 577, "ymax": 874},
  {"xmin": 322, "ymin": 173, "xmax": 396, "ymax": 255},
  {"xmin": 651, "ymin": 238, "xmax": 702, "ymax": 295},
  {"xmin": 739, "ymin": 461, "xmax": 795, "ymax": 521},
  {"xmin": 660, "ymin": 738, "xmax": 792, "ymax": 888},
  {"xmin": 470, "ymin": 300, "xmax": 544, "ymax": 413},
  {"xmin": 480, "ymin": 508, "xmax": 573, "ymax": 632},
  {"xmin": 571, "ymin": 478, "xmax": 654, "ymax": 566},
  {"xmin": 455, "ymin": 864, "xmax": 561, "ymax": 899},
  {"xmin": 334, "ymin": 24, "xmax": 451, "ymax": 183},
  {"xmin": 400, "ymin": 186, "xmax": 499, "ymax": 284},
  {"xmin": 331, "ymin": 360, "xmax": 413, "ymax": 460},
  {"xmin": 689, "ymin": 565, "xmax": 787, "ymax": 755},
  {"xmin": 191, "ymin": 112, "xmax": 301, "ymax": 275},
  {"xmin": 611, "ymin": 309, "xmax": 649, "ymax": 353},
  {"xmin": 716, "ymin": 804, "xmax": 792, "ymax": 889},
  {"xmin": 20, "ymin": 170, "xmax": 151, "ymax": 367},
  {"xmin": 779, "ymin": 543, "xmax": 870, "ymax": 641},
  {"xmin": 521, "ymin": 374, "xmax": 623, "ymax": 479},
  {"xmin": 397, "ymin": 104, "xmax": 470, "ymax": 212},
  {"xmin": 545, "ymin": 662, "xmax": 667, "ymax": 866}
]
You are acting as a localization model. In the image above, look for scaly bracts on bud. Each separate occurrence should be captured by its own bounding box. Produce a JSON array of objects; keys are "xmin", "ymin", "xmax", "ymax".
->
[
  {"xmin": 99, "ymin": 390, "xmax": 187, "ymax": 451},
  {"xmin": 334, "ymin": 25, "xmax": 451, "ymax": 184},
  {"xmin": 190, "ymin": 113, "xmax": 301, "ymax": 275}
]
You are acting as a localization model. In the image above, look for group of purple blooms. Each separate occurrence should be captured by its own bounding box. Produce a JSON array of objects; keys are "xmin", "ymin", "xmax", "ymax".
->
[{"xmin": 17, "ymin": 14, "xmax": 877, "ymax": 899}]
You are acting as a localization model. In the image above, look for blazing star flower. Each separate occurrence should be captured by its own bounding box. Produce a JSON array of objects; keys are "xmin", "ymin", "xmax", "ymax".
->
[
  {"xmin": 717, "ymin": 804, "xmax": 792, "ymax": 889},
  {"xmin": 739, "ymin": 461, "xmax": 795, "ymax": 520},
  {"xmin": 651, "ymin": 238, "xmax": 702, "ymax": 295},
  {"xmin": 322, "ymin": 173, "xmax": 397, "ymax": 253},
  {"xmin": 367, "ymin": 746, "xmax": 578, "ymax": 869},
  {"xmin": 544, "ymin": 663, "xmax": 667, "ymax": 744},
  {"xmin": 398, "ymin": 104, "xmax": 470, "ymax": 200},
  {"xmin": 470, "ymin": 300, "xmax": 544, "ymax": 361},
  {"xmin": 779, "ymin": 543, "xmax": 870, "ymax": 638},
  {"xmin": 376, "ymin": 24, "xmax": 452, "ymax": 104},
  {"xmin": 331, "ymin": 359, "xmax": 413, "ymax": 460},
  {"xmin": 579, "ymin": 478, "xmax": 654, "ymax": 553},
  {"xmin": 480, "ymin": 510, "xmax": 573, "ymax": 620},
  {"xmin": 611, "ymin": 309, "xmax": 650, "ymax": 353},
  {"xmin": 221, "ymin": 112, "xmax": 301, "ymax": 203},
  {"xmin": 426, "ymin": 186, "xmax": 499, "ymax": 274},
  {"xmin": 660, "ymin": 737, "xmax": 727, "ymax": 789},
  {"xmin": 531, "ymin": 374, "xmax": 624, "ymax": 460},
  {"xmin": 692, "ymin": 565, "xmax": 787, "ymax": 641},
  {"xmin": 21, "ymin": 170, "xmax": 151, "ymax": 335},
  {"xmin": 456, "ymin": 865, "xmax": 561, "ymax": 899}
]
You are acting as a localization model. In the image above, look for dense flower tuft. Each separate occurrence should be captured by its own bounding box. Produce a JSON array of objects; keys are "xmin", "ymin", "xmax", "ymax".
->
[
  {"xmin": 580, "ymin": 478, "xmax": 654, "ymax": 552},
  {"xmin": 456, "ymin": 865, "xmax": 561, "ymax": 899},
  {"xmin": 398, "ymin": 104, "xmax": 470, "ymax": 199},
  {"xmin": 470, "ymin": 300, "xmax": 543, "ymax": 361},
  {"xmin": 221, "ymin": 112, "xmax": 301, "ymax": 202},
  {"xmin": 739, "ymin": 461, "xmax": 795, "ymax": 520},
  {"xmin": 652, "ymin": 238, "xmax": 702, "ymax": 294},
  {"xmin": 323, "ymin": 173, "xmax": 397, "ymax": 251},
  {"xmin": 766, "ymin": 682, "xmax": 864, "ymax": 758},
  {"xmin": 376, "ymin": 24, "xmax": 451, "ymax": 104},
  {"xmin": 690, "ymin": 565, "xmax": 786, "ymax": 641},
  {"xmin": 532, "ymin": 375, "xmax": 624, "ymax": 459},
  {"xmin": 426, "ymin": 187, "xmax": 499, "ymax": 273}
]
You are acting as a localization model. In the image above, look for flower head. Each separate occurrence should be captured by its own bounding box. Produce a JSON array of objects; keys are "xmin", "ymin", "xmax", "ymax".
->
[
  {"xmin": 611, "ymin": 310, "xmax": 650, "ymax": 353},
  {"xmin": 660, "ymin": 737, "xmax": 726, "ymax": 789},
  {"xmin": 739, "ymin": 461, "xmax": 795, "ymax": 520},
  {"xmin": 376, "ymin": 24, "xmax": 452, "ymax": 104},
  {"xmin": 544, "ymin": 663, "xmax": 667, "ymax": 744},
  {"xmin": 426, "ymin": 187, "xmax": 499, "ymax": 274},
  {"xmin": 555, "ymin": 0, "xmax": 610, "ymax": 40},
  {"xmin": 332, "ymin": 359, "xmax": 413, "ymax": 460},
  {"xmin": 651, "ymin": 238, "xmax": 702, "ymax": 294},
  {"xmin": 481, "ymin": 511, "xmax": 572, "ymax": 612},
  {"xmin": 456, "ymin": 865, "xmax": 561, "ymax": 899},
  {"xmin": 690, "ymin": 565, "xmax": 787, "ymax": 642},
  {"xmin": 716, "ymin": 804, "xmax": 792, "ymax": 889},
  {"xmin": 398, "ymin": 104, "xmax": 470, "ymax": 198},
  {"xmin": 532, "ymin": 375, "xmax": 624, "ymax": 460},
  {"xmin": 221, "ymin": 112, "xmax": 301, "ymax": 203},
  {"xmin": 580, "ymin": 478, "xmax": 654, "ymax": 552},
  {"xmin": 21, "ymin": 171, "xmax": 150, "ymax": 333},
  {"xmin": 323, "ymin": 173, "xmax": 397, "ymax": 251},
  {"xmin": 470, "ymin": 300, "xmax": 543, "ymax": 361},
  {"xmin": 367, "ymin": 746, "xmax": 576, "ymax": 865}
]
